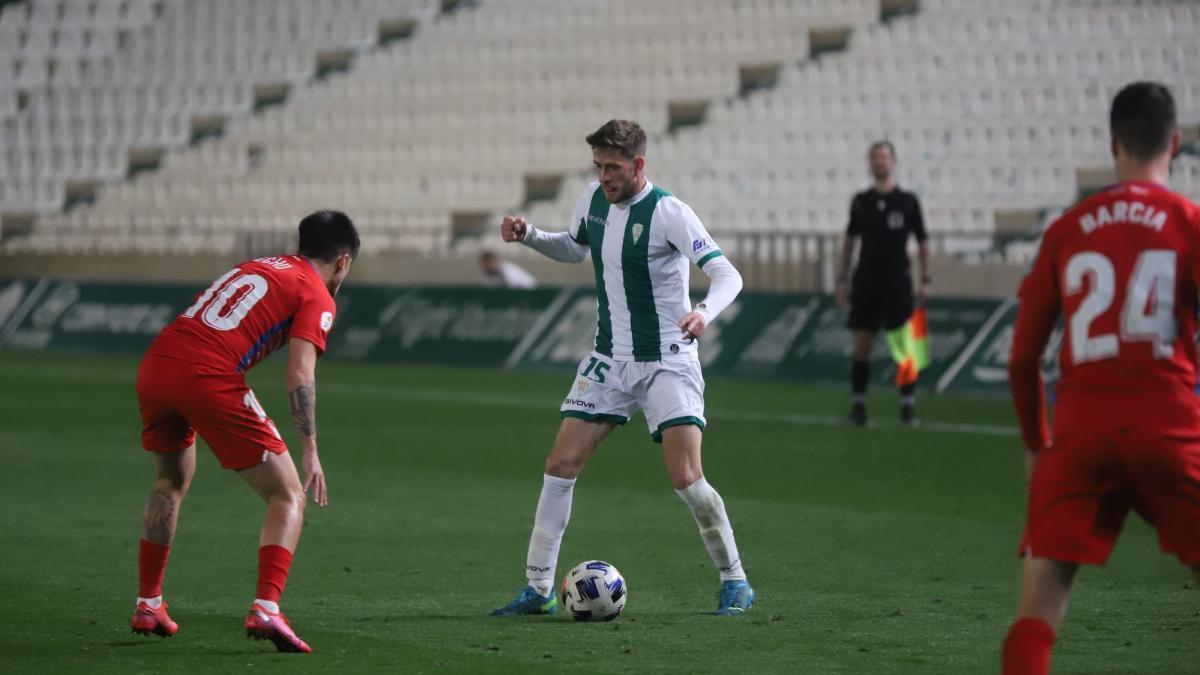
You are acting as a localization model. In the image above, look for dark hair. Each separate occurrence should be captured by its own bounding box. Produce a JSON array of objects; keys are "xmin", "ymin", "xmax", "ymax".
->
[
  {"xmin": 868, "ymin": 140, "xmax": 896, "ymax": 159},
  {"xmin": 298, "ymin": 210, "xmax": 360, "ymax": 262},
  {"xmin": 586, "ymin": 119, "xmax": 647, "ymax": 160},
  {"xmin": 1110, "ymin": 81, "xmax": 1176, "ymax": 162}
]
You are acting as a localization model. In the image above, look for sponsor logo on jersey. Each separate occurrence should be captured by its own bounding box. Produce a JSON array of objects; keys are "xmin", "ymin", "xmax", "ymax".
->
[
  {"xmin": 692, "ymin": 237, "xmax": 713, "ymax": 253},
  {"xmin": 631, "ymin": 223, "xmax": 645, "ymax": 243},
  {"xmin": 320, "ymin": 311, "xmax": 333, "ymax": 333},
  {"xmin": 670, "ymin": 343, "xmax": 680, "ymax": 353},
  {"xmin": 887, "ymin": 211, "xmax": 905, "ymax": 230},
  {"xmin": 587, "ymin": 214, "xmax": 608, "ymax": 226},
  {"xmin": 576, "ymin": 379, "xmax": 589, "ymax": 393},
  {"xmin": 563, "ymin": 398, "xmax": 596, "ymax": 410}
]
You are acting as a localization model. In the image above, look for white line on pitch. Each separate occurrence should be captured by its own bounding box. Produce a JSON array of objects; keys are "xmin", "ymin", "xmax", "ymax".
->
[{"xmin": 0, "ymin": 362, "xmax": 1019, "ymax": 438}]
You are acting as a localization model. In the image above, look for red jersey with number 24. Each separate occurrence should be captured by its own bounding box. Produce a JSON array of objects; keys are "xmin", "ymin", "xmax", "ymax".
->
[
  {"xmin": 1010, "ymin": 181, "xmax": 1200, "ymax": 451},
  {"xmin": 146, "ymin": 256, "xmax": 336, "ymax": 373}
]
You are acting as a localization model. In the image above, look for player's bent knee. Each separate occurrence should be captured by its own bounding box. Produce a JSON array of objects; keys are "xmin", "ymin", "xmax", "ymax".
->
[
  {"xmin": 667, "ymin": 458, "xmax": 704, "ymax": 491},
  {"xmin": 670, "ymin": 471, "xmax": 703, "ymax": 491},
  {"xmin": 544, "ymin": 454, "xmax": 584, "ymax": 479},
  {"xmin": 268, "ymin": 485, "xmax": 306, "ymax": 515},
  {"xmin": 152, "ymin": 476, "xmax": 188, "ymax": 497}
]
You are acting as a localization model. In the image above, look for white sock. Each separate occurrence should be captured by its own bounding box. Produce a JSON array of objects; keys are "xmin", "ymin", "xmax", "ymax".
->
[
  {"xmin": 137, "ymin": 595, "xmax": 162, "ymax": 609},
  {"xmin": 525, "ymin": 473, "xmax": 576, "ymax": 597},
  {"xmin": 676, "ymin": 477, "xmax": 747, "ymax": 582},
  {"xmin": 253, "ymin": 599, "xmax": 280, "ymax": 613}
]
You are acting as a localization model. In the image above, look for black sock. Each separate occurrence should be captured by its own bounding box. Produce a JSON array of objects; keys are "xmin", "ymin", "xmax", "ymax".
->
[
  {"xmin": 900, "ymin": 383, "xmax": 915, "ymax": 406},
  {"xmin": 851, "ymin": 360, "xmax": 869, "ymax": 405}
]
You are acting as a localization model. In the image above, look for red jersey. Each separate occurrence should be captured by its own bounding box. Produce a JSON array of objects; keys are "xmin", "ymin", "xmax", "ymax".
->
[
  {"xmin": 146, "ymin": 256, "xmax": 337, "ymax": 373},
  {"xmin": 1010, "ymin": 181, "xmax": 1200, "ymax": 451}
]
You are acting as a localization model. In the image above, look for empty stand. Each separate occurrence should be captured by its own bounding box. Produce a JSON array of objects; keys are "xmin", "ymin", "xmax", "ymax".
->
[{"xmin": 3, "ymin": 0, "xmax": 1198, "ymax": 261}]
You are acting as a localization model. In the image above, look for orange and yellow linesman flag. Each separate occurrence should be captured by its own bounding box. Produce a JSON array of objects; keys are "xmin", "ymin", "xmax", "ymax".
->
[{"xmin": 886, "ymin": 307, "xmax": 930, "ymax": 386}]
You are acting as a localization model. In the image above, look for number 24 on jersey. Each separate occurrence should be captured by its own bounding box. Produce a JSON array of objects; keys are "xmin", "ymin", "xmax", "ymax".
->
[{"xmin": 1065, "ymin": 249, "xmax": 1176, "ymax": 364}]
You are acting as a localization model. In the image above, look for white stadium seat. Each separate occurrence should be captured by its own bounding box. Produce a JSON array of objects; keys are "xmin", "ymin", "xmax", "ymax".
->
[{"xmin": 3, "ymin": 0, "xmax": 1198, "ymax": 254}]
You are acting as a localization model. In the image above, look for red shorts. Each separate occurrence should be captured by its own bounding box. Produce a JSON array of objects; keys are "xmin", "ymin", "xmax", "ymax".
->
[
  {"xmin": 136, "ymin": 354, "xmax": 287, "ymax": 470},
  {"xmin": 1020, "ymin": 424, "xmax": 1200, "ymax": 566}
]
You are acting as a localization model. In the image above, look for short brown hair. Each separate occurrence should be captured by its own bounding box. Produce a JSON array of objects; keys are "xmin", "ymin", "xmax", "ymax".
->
[
  {"xmin": 868, "ymin": 140, "xmax": 896, "ymax": 159},
  {"xmin": 586, "ymin": 119, "xmax": 647, "ymax": 160}
]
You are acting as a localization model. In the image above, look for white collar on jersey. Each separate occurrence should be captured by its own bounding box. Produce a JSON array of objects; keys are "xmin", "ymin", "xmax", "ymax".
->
[{"xmin": 614, "ymin": 179, "xmax": 655, "ymax": 209}]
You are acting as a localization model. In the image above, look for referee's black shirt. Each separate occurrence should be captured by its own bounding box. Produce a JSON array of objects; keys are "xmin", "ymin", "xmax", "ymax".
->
[{"xmin": 846, "ymin": 187, "xmax": 927, "ymax": 285}]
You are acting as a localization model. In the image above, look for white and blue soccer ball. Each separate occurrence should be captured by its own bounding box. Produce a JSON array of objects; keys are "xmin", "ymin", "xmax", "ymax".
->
[{"xmin": 559, "ymin": 560, "xmax": 627, "ymax": 621}]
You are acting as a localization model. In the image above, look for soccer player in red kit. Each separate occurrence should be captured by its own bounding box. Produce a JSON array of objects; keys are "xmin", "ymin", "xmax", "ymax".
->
[
  {"xmin": 1002, "ymin": 82, "xmax": 1200, "ymax": 674},
  {"xmin": 130, "ymin": 210, "xmax": 359, "ymax": 653}
]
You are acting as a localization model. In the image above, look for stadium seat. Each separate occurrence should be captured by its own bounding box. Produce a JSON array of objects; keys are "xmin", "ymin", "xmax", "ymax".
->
[{"xmin": 4, "ymin": 0, "xmax": 1199, "ymax": 254}]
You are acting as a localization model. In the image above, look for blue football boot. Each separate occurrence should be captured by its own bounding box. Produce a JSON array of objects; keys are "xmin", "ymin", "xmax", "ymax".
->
[
  {"xmin": 491, "ymin": 586, "xmax": 558, "ymax": 617},
  {"xmin": 714, "ymin": 580, "xmax": 755, "ymax": 616}
]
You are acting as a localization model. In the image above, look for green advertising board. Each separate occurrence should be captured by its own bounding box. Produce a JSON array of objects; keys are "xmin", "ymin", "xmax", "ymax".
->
[
  {"xmin": 931, "ymin": 298, "xmax": 1061, "ymax": 395},
  {"xmin": 767, "ymin": 296, "xmax": 1006, "ymax": 389},
  {"xmin": 0, "ymin": 277, "xmax": 1026, "ymax": 393},
  {"xmin": 327, "ymin": 286, "xmax": 567, "ymax": 366},
  {"xmin": 0, "ymin": 278, "xmax": 195, "ymax": 354}
]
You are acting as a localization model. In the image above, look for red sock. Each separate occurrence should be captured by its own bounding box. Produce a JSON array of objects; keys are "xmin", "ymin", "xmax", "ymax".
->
[
  {"xmin": 138, "ymin": 539, "xmax": 171, "ymax": 598},
  {"xmin": 1002, "ymin": 617, "xmax": 1056, "ymax": 675},
  {"xmin": 256, "ymin": 545, "xmax": 294, "ymax": 604}
]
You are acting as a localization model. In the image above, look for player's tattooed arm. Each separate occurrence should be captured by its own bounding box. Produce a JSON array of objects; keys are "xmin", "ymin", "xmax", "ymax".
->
[
  {"xmin": 285, "ymin": 337, "xmax": 327, "ymax": 506},
  {"xmin": 287, "ymin": 383, "xmax": 316, "ymax": 438}
]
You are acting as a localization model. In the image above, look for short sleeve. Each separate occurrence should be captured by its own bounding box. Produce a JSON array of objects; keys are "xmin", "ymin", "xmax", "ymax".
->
[
  {"xmin": 660, "ymin": 197, "xmax": 724, "ymax": 269},
  {"xmin": 846, "ymin": 195, "xmax": 863, "ymax": 236},
  {"xmin": 910, "ymin": 194, "xmax": 928, "ymax": 242},
  {"xmin": 568, "ymin": 182, "xmax": 598, "ymax": 246},
  {"xmin": 289, "ymin": 283, "xmax": 337, "ymax": 355}
]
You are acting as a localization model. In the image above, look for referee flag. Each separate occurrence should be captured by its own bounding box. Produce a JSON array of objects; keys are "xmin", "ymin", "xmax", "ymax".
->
[{"xmin": 887, "ymin": 307, "xmax": 930, "ymax": 386}]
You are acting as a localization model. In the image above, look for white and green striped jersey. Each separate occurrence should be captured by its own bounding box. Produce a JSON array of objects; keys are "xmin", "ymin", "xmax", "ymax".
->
[{"xmin": 565, "ymin": 180, "xmax": 725, "ymax": 362}]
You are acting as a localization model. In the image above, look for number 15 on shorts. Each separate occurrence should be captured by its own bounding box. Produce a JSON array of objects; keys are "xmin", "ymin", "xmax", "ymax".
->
[{"xmin": 581, "ymin": 356, "xmax": 611, "ymax": 384}]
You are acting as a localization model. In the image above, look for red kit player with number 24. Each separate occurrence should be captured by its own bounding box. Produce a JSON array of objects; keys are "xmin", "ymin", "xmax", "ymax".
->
[
  {"xmin": 1002, "ymin": 82, "xmax": 1200, "ymax": 674},
  {"xmin": 130, "ymin": 210, "xmax": 359, "ymax": 653}
]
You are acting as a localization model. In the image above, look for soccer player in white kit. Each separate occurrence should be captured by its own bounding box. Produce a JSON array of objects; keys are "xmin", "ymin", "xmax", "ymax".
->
[{"xmin": 491, "ymin": 120, "xmax": 754, "ymax": 616}]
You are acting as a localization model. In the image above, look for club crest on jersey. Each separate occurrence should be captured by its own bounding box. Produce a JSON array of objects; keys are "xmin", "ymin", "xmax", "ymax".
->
[
  {"xmin": 320, "ymin": 311, "xmax": 333, "ymax": 333},
  {"xmin": 631, "ymin": 223, "xmax": 645, "ymax": 244}
]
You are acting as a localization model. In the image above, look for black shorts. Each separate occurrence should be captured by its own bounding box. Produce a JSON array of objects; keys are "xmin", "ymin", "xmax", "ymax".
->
[{"xmin": 848, "ymin": 277, "xmax": 913, "ymax": 332}]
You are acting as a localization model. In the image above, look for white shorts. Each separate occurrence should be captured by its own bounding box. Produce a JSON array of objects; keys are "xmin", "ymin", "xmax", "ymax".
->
[{"xmin": 560, "ymin": 350, "xmax": 706, "ymax": 443}]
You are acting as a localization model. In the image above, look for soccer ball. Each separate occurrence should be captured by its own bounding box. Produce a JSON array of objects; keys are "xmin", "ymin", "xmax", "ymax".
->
[{"xmin": 559, "ymin": 560, "xmax": 627, "ymax": 621}]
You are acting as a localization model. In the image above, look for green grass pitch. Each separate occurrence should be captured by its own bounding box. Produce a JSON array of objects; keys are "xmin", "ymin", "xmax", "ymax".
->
[{"xmin": 0, "ymin": 350, "xmax": 1196, "ymax": 674}]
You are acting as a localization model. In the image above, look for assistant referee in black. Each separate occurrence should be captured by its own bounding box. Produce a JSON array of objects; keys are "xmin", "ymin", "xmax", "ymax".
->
[{"xmin": 834, "ymin": 140, "xmax": 930, "ymax": 428}]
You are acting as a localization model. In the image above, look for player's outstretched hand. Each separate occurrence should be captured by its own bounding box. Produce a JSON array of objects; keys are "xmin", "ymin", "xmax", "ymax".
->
[
  {"xmin": 678, "ymin": 312, "xmax": 708, "ymax": 341},
  {"xmin": 500, "ymin": 216, "xmax": 528, "ymax": 242},
  {"xmin": 303, "ymin": 451, "xmax": 328, "ymax": 507}
]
